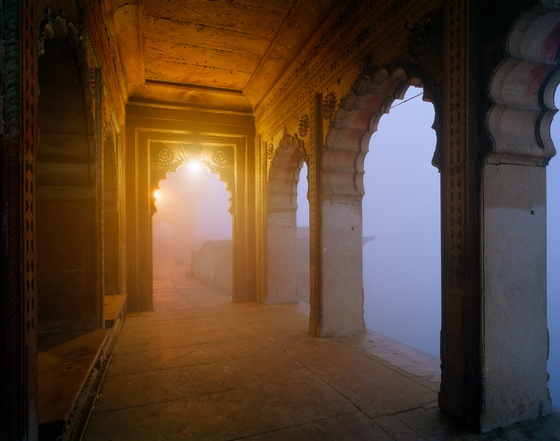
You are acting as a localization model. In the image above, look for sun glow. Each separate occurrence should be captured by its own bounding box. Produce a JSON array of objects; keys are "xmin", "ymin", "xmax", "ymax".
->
[
  {"xmin": 154, "ymin": 189, "xmax": 162, "ymax": 200},
  {"xmin": 187, "ymin": 160, "xmax": 202, "ymax": 174}
]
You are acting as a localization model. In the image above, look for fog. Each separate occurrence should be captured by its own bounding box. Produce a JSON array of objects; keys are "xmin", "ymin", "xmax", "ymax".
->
[
  {"xmin": 547, "ymin": 87, "xmax": 560, "ymax": 409},
  {"xmin": 154, "ymin": 88, "xmax": 560, "ymax": 408},
  {"xmin": 361, "ymin": 87, "xmax": 440, "ymax": 359},
  {"xmin": 356, "ymin": 86, "xmax": 559, "ymax": 408},
  {"xmin": 153, "ymin": 164, "xmax": 231, "ymax": 267},
  {"xmin": 306, "ymin": 86, "xmax": 558, "ymax": 407}
]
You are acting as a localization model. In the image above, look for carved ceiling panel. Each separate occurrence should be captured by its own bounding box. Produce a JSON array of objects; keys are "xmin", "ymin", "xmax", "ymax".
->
[{"xmin": 108, "ymin": 0, "xmax": 340, "ymax": 109}]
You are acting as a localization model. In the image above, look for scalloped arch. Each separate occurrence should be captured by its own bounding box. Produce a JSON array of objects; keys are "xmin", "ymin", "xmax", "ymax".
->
[
  {"xmin": 151, "ymin": 150, "xmax": 234, "ymax": 215},
  {"xmin": 322, "ymin": 67, "xmax": 431, "ymax": 199},
  {"xmin": 485, "ymin": 3, "xmax": 560, "ymax": 165},
  {"xmin": 267, "ymin": 137, "xmax": 307, "ymax": 213}
]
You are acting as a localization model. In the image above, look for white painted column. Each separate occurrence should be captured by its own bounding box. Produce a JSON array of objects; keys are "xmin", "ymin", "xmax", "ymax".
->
[
  {"xmin": 319, "ymin": 199, "xmax": 365, "ymax": 337},
  {"xmin": 266, "ymin": 211, "xmax": 298, "ymax": 304},
  {"xmin": 480, "ymin": 163, "xmax": 551, "ymax": 431}
]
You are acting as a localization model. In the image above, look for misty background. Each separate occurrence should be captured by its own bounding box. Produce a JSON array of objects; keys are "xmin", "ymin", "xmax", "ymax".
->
[{"xmin": 153, "ymin": 87, "xmax": 559, "ymax": 409}]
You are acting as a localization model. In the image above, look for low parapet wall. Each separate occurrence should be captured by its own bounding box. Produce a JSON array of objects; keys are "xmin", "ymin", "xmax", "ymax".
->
[{"xmin": 191, "ymin": 240, "xmax": 233, "ymax": 295}]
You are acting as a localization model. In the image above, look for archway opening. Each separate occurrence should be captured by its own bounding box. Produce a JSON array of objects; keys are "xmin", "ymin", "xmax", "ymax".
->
[
  {"xmin": 547, "ymin": 85, "xmax": 560, "ymax": 408},
  {"xmin": 153, "ymin": 164, "xmax": 232, "ymax": 299},
  {"xmin": 296, "ymin": 162, "xmax": 310, "ymax": 303},
  {"xmin": 36, "ymin": 38, "xmax": 102, "ymax": 334},
  {"xmin": 363, "ymin": 86, "xmax": 441, "ymax": 357},
  {"xmin": 265, "ymin": 141, "xmax": 306, "ymax": 305}
]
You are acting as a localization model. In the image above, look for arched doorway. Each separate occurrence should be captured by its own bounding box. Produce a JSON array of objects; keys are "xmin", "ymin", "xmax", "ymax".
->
[
  {"xmin": 317, "ymin": 68, "xmax": 432, "ymax": 338},
  {"xmin": 296, "ymin": 162, "xmax": 310, "ymax": 303},
  {"xmin": 363, "ymin": 86, "xmax": 440, "ymax": 357},
  {"xmin": 266, "ymin": 137, "xmax": 307, "ymax": 304},
  {"xmin": 37, "ymin": 37, "xmax": 102, "ymax": 334},
  {"xmin": 153, "ymin": 164, "xmax": 232, "ymax": 296}
]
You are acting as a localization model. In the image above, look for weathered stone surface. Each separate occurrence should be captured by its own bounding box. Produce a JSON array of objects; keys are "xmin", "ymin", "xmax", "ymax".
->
[{"xmin": 481, "ymin": 163, "xmax": 551, "ymax": 431}]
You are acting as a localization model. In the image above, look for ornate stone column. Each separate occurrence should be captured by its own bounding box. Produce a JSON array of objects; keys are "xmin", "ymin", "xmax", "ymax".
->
[
  {"xmin": 0, "ymin": 1, "xmax": 39, "ymax": 439},
  {"xmin": 438, "ymin": 0, "xmax": 484, "ymax": 429},
  {"xmin": 439, "ymin": 0, "xmax": 558, "ymax": 431},
  {"xmin": 479, "ymin": 4, "xmax": 558, "ymax": 431},
  {"xmin": 317, "ymin": 90, "xmax": 366, "ymax": 337}
]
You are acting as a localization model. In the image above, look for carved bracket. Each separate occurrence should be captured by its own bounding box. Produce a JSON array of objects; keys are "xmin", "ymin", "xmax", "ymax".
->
[
  {"xmin": 485, "ymin": 7, "xmax": 560, "ymax": 166},
  {"xmin": 39, "ymin": 6, "xmax": 81, "ymax": 55}
]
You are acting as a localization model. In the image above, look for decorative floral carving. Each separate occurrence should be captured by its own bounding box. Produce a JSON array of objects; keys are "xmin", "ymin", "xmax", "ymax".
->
[
  {"xmin": 322, "ymin": 91, "xmax": 337, "ymax": 121},
  {"xmin": 39, "ymin": 7, "xmax": 81, "ymax": 56},
  {"xmin": 212, "ymin": 148, "xmax": 230, "ymax": 166},
  {"xmin": 298, "ymin": 114, "xmax": 309, "ymax": 138},
  {"xmin": 157, "ymin": 146, "xmax": 174, "ymax": 164},
  {"xmin": 266, "ymin": 142, "xmax": 275, "ymax": 161},
  {"xmin": 356, "ymin": 28, "xmax": 370, "ymax": 47},
  {"xmin": 4, "ymin": 2, "xmax": 21, "ymax": 142},
  {"xmin": 407, "ymin": 12, "xmax": 442, "ymax": 61}
]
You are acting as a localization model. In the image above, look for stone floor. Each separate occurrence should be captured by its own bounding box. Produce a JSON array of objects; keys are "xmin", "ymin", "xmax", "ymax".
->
[
  {"xmin": 38, "ymin": 293, "xmax": 127, "ymax": 440},
  {"xmin": 83, "ymin": 264, "xmax": 560, "ymax": 440}
]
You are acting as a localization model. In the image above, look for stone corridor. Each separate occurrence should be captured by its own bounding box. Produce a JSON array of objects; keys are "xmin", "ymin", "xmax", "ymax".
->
[{"xmin": 82, "ymin": 264, "xmax": 560, "ymax": 440}]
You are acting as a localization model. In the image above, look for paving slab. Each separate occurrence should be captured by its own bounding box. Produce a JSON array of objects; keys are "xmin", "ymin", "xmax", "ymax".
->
[{"xmin": 82, "ymin": 264, "xmax": 560, "ymax": 441}]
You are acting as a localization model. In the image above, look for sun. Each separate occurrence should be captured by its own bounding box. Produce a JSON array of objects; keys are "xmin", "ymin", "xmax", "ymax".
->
[{"xmin": 187, "ymin": 160, "xmax": 202, "ymax": 174}]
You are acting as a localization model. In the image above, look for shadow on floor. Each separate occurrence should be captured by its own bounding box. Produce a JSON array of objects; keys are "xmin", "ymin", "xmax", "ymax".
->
[{"xmin": 81, "ymin": 265, "xmax": 560, "ymax": 441}]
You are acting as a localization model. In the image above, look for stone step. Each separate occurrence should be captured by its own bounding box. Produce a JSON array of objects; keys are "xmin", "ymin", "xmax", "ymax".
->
[{"xmin": 38, "ymin": 294, "xmax": 127, "ymax": 441}]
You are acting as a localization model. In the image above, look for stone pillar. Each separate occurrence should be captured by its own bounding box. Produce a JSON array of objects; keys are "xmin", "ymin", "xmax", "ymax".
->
[
  {"xmin": 36, "ymin": 39, "xmax": 103, "ymax": 333},
  {"xmin": 266, "ymin": 139, "xmax": 305, "ymax": 304},
  {"xmin": 267, "ymin": 211, "xmax": 298, "ymax": 304},
  {"xmin": 0, "ymin": 1, "xmax": 39, "ymax": 439},
  {"xmin": 438, "ymin": 0, "xmax": 484, "ymax": 429},
  {"xmin": 124, "ymin": 123, "xmax": 140, "ymax": 309},
  {"xmin": 104, "ymin": 207, "xmax": 121, "ymax": 294},
  {"xmin": 475, "ymin": 4, "xmax": 558, "ymax": 431},
  {"xmin": 480, "ymin": 163, "xmax": 551, "ymax": 430},
  {"xmin": 319, "ymin": 199, "xmax": 365, "ymax": 336}
]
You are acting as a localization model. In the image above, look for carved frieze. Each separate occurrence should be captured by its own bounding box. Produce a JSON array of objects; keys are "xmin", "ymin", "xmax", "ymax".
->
[
  {"xmin": 406, "ymin": 11, "xmax": 443, "ymax": 61},
  {"xmin": 212, "ymin": 148, "xmax": 231, "ymax": 166},
  {"xmin": 3, "ymin": 0, "xmax": 21, "ymax": 142},
  {"xmin": 79, "ymin": 0, "xmax": 127, "ymax": 126},
  {"xmin": 39, "ymin": 6, "xmax": 81, "ymax": 56},
  {"xmin": 156, "ymin": 145, "xmax": 175, "ymax": 165},
  {"xmin": 298, "ymin": 114, "xmax": 310, "ymax": 138},
  {"xmin": 1, "ymin": 1, "xmax": 40, "ymax": 437},
  {"xmin": 321, "ymin": 92, "xmax": 338, "ymax": 124},
  {"xmin": 255, "ymin": 0, "xmax": 438, "ymax": 138},
  {"xmin": 150, "ymin": 141, "xmax": 235, "ymax": 203},
  {"xmin": 266, "ymin": 141, "xmax": 275, "ymax": 161}
]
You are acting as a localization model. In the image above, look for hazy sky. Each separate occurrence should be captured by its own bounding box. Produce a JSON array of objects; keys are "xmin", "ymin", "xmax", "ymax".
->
[
  {"xmin": 153, "ymin": 164, "xmax": 231, "ymax": 264},
  {"xmin": 547, "ymin": 87, "xmax": 560, "ymax": 408},
  {"xmin": 300, "ymin": 86, "xmax": 559, "ymax": 407},
  {"xmin": 361, "ymin": 87, "xmax": 440, "ymax": 358}
]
